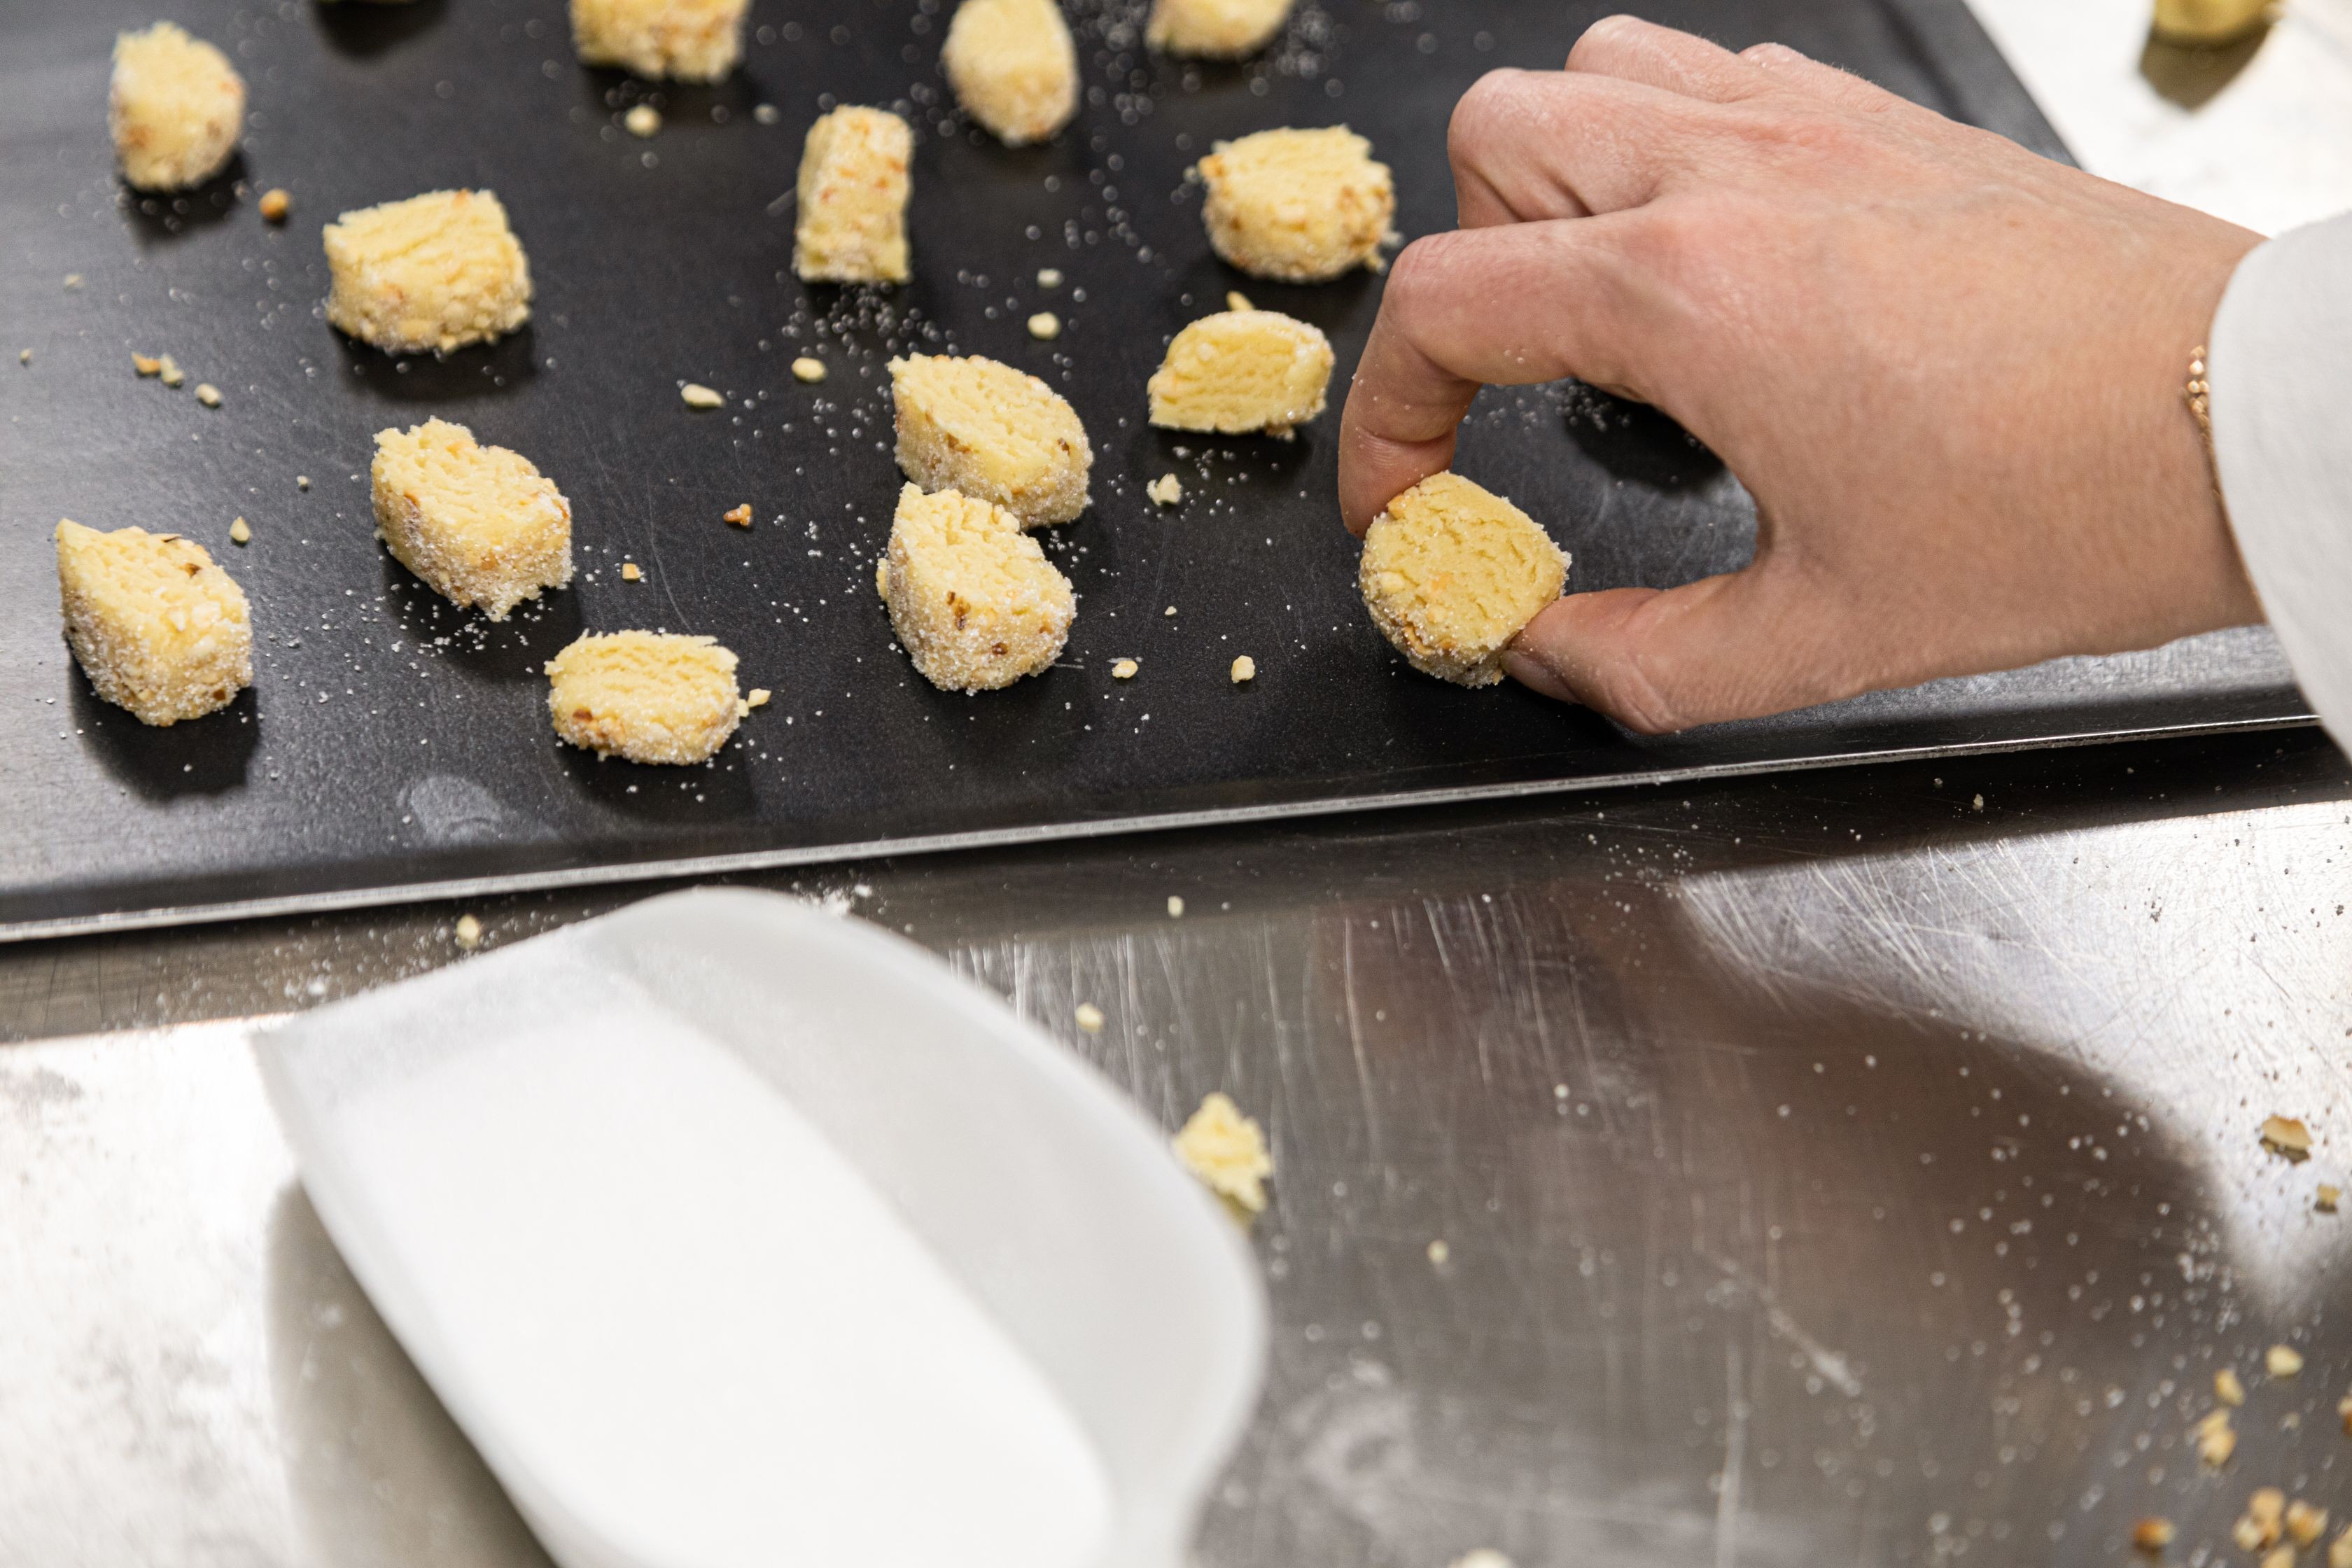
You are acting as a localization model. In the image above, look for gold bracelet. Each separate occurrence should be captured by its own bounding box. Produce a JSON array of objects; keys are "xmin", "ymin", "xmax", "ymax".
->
[{"xmin": 2183, "ymin": 344, "xmax": 2227, "ymax": 512}]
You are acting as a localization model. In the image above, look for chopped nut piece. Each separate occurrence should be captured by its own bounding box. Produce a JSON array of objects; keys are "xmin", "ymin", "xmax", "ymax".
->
[
  {"xmin": 2131, "ymin": 1517, "xmax": 2174, "ymax": 1553},
  {"xmin": 1037, "ymin": 267, "xmax": 1063, "ymax": 289},
  {"xmin": 258, "ymin": 188, "xmax": 290, "ymax": 222},
  {"xmin": 1074, "ymin": 1002, "xmax": 1105, "ymax": 1033},
  {"xmin": 194, "ymin": 382, "xmax": 221, "ymax": 407},
  {"xmin": 2321, "ymin": 1184, "xmax": 2341, "ymax": 1212},
  {"xmin": 1167, "ymin": 895, "xmax": 1185, "ymax": 918},
  {"xmin": 2252, "ymin": 1488, "xmax": 2288, "ymax": 1528},
  {"xmin": 680, "ymin": 382, "xmax": 724, "ymax": 409},
  {"xmin": 1028, "ymin": 310, "xmax": 1061, "ymax": 340},
  {"xmin": 624, "ymin": 103, "xmax": 662, "ymax": 137},
  {"xmin": 1427, "ymin": 1238, "xmax": 1450, "ymax": 1266},
  {"xmin": 159, "ymin": 356, "xmax": 185, "ymax": 387},
  {"xmin": 17, "ymin": 349, "xmax": 29, "ymax": 365},
  {"xmin": 791, "ymin": 356, "xmax": 827, "ymax": 383},
  {"xmin": 746, "ymin": 687, "xmax": 770, "ymax": 708},
  {"xmin": 1226, "ymin": 290, "xmax": 1252, "ymax": 311},
  {"xmin": 2288, "ymin": 1502, "xmax": 2330, "ymax": 1548},
  {"xmin": 1172, "ymin": 1091, "xmax": 1273, "ymax": 1214},
  {"xmin": 2218, "ymin": 1367, "xmax": 2248, "ymax": 1406},
  {"xmin": 1446, "ymin": 1554, "xmax": 1513, "ymax": 1568},
  {"xmin": 620, "ymin": 562, "xmax": 643, "ymax": 581},
  {"xmin": 2197, "ymin": 1410, "xmax": 2238, "ymax": 1467},
  {"xmin": 133, "ymin": 353, "xmax": 163, "ymax": 377},
  {"xmin": 296, "ymin": 475, "xmax": 310, "ymax": 490},
  {"xmin": 2264, "ymin": 1548, "xmax": 2296, "ymax": 1568},
  {"xmin": 454, "ymin": 914, "xmax": 483, "ymax": 951},
  {"xmin": 1231, "ymin": 654, "xmax": 1257, "ymax": 684},
  {"xmin": 754, "ymin": 103, "xmax": 780, "ymax": 124},
  {"xmin": 2269, "ymin": 1344, "xmax": 2306, "ymax": 1378},
  {"xmin": 1146, "ymin": 472, "xmax": 1184, "ymax": 506},
  {"xmin": 64, "ymin": 274, "xmax": 83, "ymax": 289},
  {"xmin": 1112, "ymin": 657, "xmax": 1139, "ymax": 680},
  {"xmin": 228, "ymin": 517, "xmax": 250, "ymax": 545},
  {"xmin": 2238, "ymin": 1515, "xmax": 2272, "ymax": 1553},
  {"xmin": 2262, "ymin": 1114, "xmax": 2314, "ymax": 1159},
  {"xmin": 723, "ymin": 503, "xmax": 752, "ymax": 526}
]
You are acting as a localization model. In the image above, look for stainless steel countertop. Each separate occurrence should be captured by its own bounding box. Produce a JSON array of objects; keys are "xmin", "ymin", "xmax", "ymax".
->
[
  {"xmin": 6, "ymin": 729, "xmax": 2352, "ymax": 1566},
  {"xmin": 9, "ymin": 9, "xmax": 2352, "ymax": 1567}
]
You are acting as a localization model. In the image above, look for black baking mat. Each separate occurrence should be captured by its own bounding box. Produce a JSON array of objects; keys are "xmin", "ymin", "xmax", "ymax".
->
[{"xmin": 0, "ymin": 0, "xmax": 2309, "ymax": 939}]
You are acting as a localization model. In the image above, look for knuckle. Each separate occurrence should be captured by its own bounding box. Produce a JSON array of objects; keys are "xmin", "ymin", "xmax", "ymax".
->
[
  {"xmin": 1382, "ymin": 234, "xmax": 1455, "ymax": 310},
  {"xmin": 1569, "ymin": 13, "xmax": 1649, "ymax": 68},
  {"xmin": 1448, "ymin": 70, "xmax": 1530, "ymax": 162}
]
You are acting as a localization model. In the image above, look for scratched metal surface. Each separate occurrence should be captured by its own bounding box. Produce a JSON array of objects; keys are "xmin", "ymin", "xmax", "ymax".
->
[{"xmin": 5, "ymin": 728, "xmax": 2351, "ymax": 1567}]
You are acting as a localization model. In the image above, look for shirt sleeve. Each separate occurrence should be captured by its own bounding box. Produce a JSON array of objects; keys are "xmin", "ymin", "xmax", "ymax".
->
[{"xmin": 2208, "ymin": 213, "xmax": 2352, "ymax": 751}]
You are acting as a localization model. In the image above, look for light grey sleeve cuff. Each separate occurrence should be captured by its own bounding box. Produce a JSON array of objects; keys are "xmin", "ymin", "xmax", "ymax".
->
[{"xmin": 2208, "ymin": 211, "xmax": 2352, "ymax": 752}]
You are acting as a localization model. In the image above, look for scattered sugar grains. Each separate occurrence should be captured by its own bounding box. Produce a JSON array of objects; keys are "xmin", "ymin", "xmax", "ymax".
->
[
  {"xmin": 1149, "ymin": 309, "xmax": 1334, "ymax": 438},
  {"xmin": 1196, "ymin": 127, "xmax": 1394, "ymax": 282},
  {"xmin": 545, "ymin": 631, "xmax": 742, "ymax": 765},
  {"xmin": 1230, "ymin": 654, "xmax": 1255, "ymax": 683},
  {"xmin": 258, "ymin": 188, "xmax": 290, "ymax": 223},
  {"xmin": 570, "ymin": 0, "xmax": 749, "ymax": 81},
  {"xmin": 791, "ymin": 356, "xmax": 827, "ymax": 384},
  {"xmin": 454, "ymin": 914, "xmax": 484, "ymax": 951},
  {"xmin": 1172, "ymin": 1092, "xmax": 1274, "ymax": 1214},
  {"xmin": 1074, "ymin": 1002, "xmax": 1105, "ymax": 1033},
  {"xmin": 1361, "ymin": 472, "xmax": 1569, "ymax": 687},
  {"xmin": 1147, "ymin": 0, "xmax": 1294, "ymax": 58},
  {"xmin": 54, "ymin": 521, "xmax": 252, "ymax": 726},
  {"xmin": 2262, "ymin": 1114, "xmax": 2314, "ymax": 1159},
  {"xmin": 624, "ymin": 104, "xmax": 662, "ymax": 137},
  {"xmin": 877, "ymin": 484, "xmax": 1074, "ymax": 693},
  {"xmin": 890, "ymin": 353, "xmax": 1092, "ymax": 527},
  {"xmin": 942, "ymin": 0, "xmax": 1078, "ymax": 146},
  {"xmin": 794, "ymin": 106, "xmax": 912, "ymax": 285},
  {"xmin": 680, "ymin": 382, "xmax": 724, "ymax": 408},
  {"xmin": 109, "ymin": 22, "xmax": 245, "ymax": 191},
  {"xmin": 2269, "ymin": 1344, "xmax": 2306, "ymax": 1378},
  {"xmin": 371, "ymin": 419, "xmax": 573, "ymax": 620},
  {"xmin": 1147, "ymin": 472, "xmax": 1184, "ymax": 506},
  {"xmin": 1028, "ymin": 311, "xmax": 1061, "ymax": 341},
  {"xmin": 324, "ymin": 190, "xmax": 532, "ymax": 355}
]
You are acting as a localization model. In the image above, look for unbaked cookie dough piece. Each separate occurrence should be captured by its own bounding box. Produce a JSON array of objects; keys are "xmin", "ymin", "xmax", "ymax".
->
[
  {"xmin": 1359, "ymin": 472, "xmax": 1568, "ymax": 688},
  {"xmin": 878, "ymin": 484, "xmax": 1074, "ymax": 692},
  {"xmin": 794, "ymin": 107, "xmax": 913, "ymax": 285},
  {"xmin": 570, "ymin": 0, "xmax": 748, "ymax": 80},
  {"xmin": 943, "ymin": 0, "xmax": 1078, "ymax": 146},
  {"xmin": 372, "ymin": 419, "xmax": 573, "ymax": 620},
  {"xmin": 1196, "ymin": 126, "xmax": 1393, "ymax": 282},
  {"xmin": 55, "ymin": 520, "xmax": 252, "ymax": 725},
  {"xmin": 1147, "ymin": 309, "xmax": 1332, "ymax": 438},
  {"xmin": 1146, "ymin": 0, "xmax": 1292, "ymax": 58},
  {"xmin": 546, "ymin": 631, "xmax": 741, "ymax": 764},
  {"xmin": 324, "ymin": 190, "xmax": 533, "ymax": 355},
  {"xmin": 109, "ymin": 22, "xmax": 246, "ymax": 192},
  {"xmin": 890, "ymin": 354, "xmax": 1092, "ymax": 526}
]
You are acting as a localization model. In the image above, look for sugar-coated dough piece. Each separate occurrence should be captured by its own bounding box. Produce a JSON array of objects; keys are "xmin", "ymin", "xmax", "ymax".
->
[
  {"xmin": 943, "ymin": 0, "xmax": 1078, "ymax": 146},
  {"xmin": 1147, "ymin": 309, "xmax": 1332, "ymax": 438},
  {"xmin": 55, "ymin": 520, "xmax": 253, "ymax": 725},
  {"xmin": 570, "ymin": 0, "xmax": 748, "ymax": 80},
  {"xmin": 324, "ymin": 190, "xmax": 533, "ymax": 355},
  {"xmin": 1196, "ymin": 126, "xmax": 1393, "ymax": 283},
  {"xmin": 878, "ymin": 484, "xmax": 1074, "ymax": 692},
  {"xmin": 890, "ymin": 354, "xmax": 1092, "ymax": 526},
  {"xmin": 1359, "ymin": 472, "xmax": 1569, "ymax": 688},
  {"xmin": 545, "ymin": 631, "xmax": 741, "ymax": 764},
  {"xmin": 371, "ymin": 419, "xmax": 574, "ymax": 620},
  {"xmin": 794, "ymin": 107, "xmax": 913, "ymax": 285},
  {"xmin": 109, "ymin": 22, "xmax": 246, "ymax": 192},
  {"xmin": 1146, "ymin": 0, "xmax": 1292, "ymax": 57}
]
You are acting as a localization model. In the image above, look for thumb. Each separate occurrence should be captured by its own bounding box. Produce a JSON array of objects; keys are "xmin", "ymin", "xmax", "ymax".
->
[{"xmin": 1502, "ymin": 568, "xmax": 1857, "ymax": 733}]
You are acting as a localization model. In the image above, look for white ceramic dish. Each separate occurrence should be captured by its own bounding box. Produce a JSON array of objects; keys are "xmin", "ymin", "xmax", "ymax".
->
[{"xmin": 253, "ymin": 887, "xmax": 1267, "ymax": 1568}]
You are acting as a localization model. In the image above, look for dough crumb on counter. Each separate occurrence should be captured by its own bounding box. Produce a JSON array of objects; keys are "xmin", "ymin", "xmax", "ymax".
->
[
  {"xmin": 1196, "ymin": 126, "xmax": 1393, "ymax": 281},
  {"xmin": 1230, "ymin": 654, "xmax": 1255, "ymax": 683},
  {"xmin": 1172, "ymin": 1091, "xmax": 1273, "ymax": 1214},
  {"xmin": 194, "ymin": 383, "xmax": 221, "ymax": 407},
  {"xmin": 621, "ymin": 561, "xmax": 643, "ymax": 580},
  {"xmin": 890, "ymin": 353, "xmax": 1092, "ymax": 526},
  {"xmin": 2216, "ymin": 1366, "xmax": 2246, "ymax": 1406},
  {"xmin": 1360, "ymin": 472, "xmax": 1568, "ymax": 688},
  {"xmin": 372, "ymin": 419, "xmax": 573, "ymax": 620},
  {"xmin": 2262, "ymin": 1114, "xmax": 2313, "ymax": 1160},
  {"xmin": 55, "ymin": 520, "xmax": 252, "ymax": 726},
  {"xmin": 1146, "ymin": 0, "xmax": 1293, "ymax": 58},
  {"xmin": 454, "ymin": 914, "xmax": 484, "ymax": 951},
  {"xmin": 228, "ymin": 517, "xmax": 251, "ymax": 545},
  {"xmin": 1111, "ymin": 657, "xmax": 1139, "ymax": 680},
  {"xmin": 878, "ymin": 484, "xmax": 1074, "ymax": 692},
  {"xmin": 624, "ymin": 103, "xmax": 662, "ymax": 137},
  {"xmin": 1027, "ymin": 311, "xmax": 1061, "ymax": 340},
  {"xmin": 1074, "ymin": 1002, "xmax": 1105, "ymax": 1032},
  {"xmin": 2267, "ymin": 1344, "xmax": 2305, "ymax": 1378},
  {"xmin": 943, "ymin": 0, "xmax": 1079, "ymax": 146},
  {"xmin": 109, "ymin": 22, "xmax": 245, "ymax": 192},
  {"xmin": 570, "ymin": 0, "xmax": 749, "ymax": 81},
  {"xmin": 791, "ymin": 356, "xmax": 827, "ymax": 383},
  {"xmin": 1147, "ymin": 472, "xmax": 1184, "ymax": 506},
  {"xmin": 1149, "ymin": 308, "xmax": 1333, "ymax": 438},
  {"xmin": 325, "ymin": 190, "xmax": 533, "ymax": 354},
  {"xmin": 794, "ymin": 106, "xmax": 912, "ymax": 285},
  {"xmin": 258, "ymin": 188, "xmax": 290, "ymax": 223},
  {"xmin": 545, "ymin": 630, "xmax": 742, "ymax": 764},
  {"xmin": 680, "ymin": 382, "xmax": 724, "ymax": 408}
]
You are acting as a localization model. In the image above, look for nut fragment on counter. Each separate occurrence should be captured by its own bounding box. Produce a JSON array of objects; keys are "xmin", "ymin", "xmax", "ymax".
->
[
  {"xmin": 2262, "ymin": 1114, "xmax": 2312, "ymax": 1158},
  {"xmin": 2333, "ymin": 1527, "xmax": 2352, "ymax": 1568},
  {"xmin": 1146, "ymin": 472, "xmax": 1183, "ymax": 506},
  {"xmin": 724, "ymin": 503, "xmax": 752, "ymax": 527},
  {"xmin": 2130, "ymin": 1518, "xmax": 2174, "ymax": 1555},
  {"xmin": 2320, "ymin": 1183, "xmax": 2341, "ymax": 1212},
  {"xmin": 2195, "ymin": 1407, "xmax": 2238, "ymax": 1467},
  {"xmin": 1112, "ymin": 657, "xmax": 1139, "ymax": 680},
  {"xmin": 258, "ymin": 187, "xmax": 290, "ymax": 223},
  {"xmin": 2217, "ymin": 1366, "xmax": 2247, "ymax": 1406},
  {"xmin": 228, "ymin": 517, "xmax": 251, "ymax": 545},
  {"xmin": 194, "ymin": 383, "xmax": 221, "ymax": 407},
  {"xmin": 1172, "ymin": 1091, "xmax": 1274, "ymax": 1214},
  {"xmin": 1230, "ymin": 654, "xmax": 1256, "ymax": 684},
  {"xmin": 2289, "ymin": 1502, "xmax": 2331, "ymax": 1548},
  {"xmin": 1027, "ymin": 311, "xmax": 1061, "ymax": 340},
  {"xmin": 110, "ymin": 22, "xmax": 246, "ymax": 191},
  {"xmin": 454, "ymin": 914, "xmax": 484, "ymax": 951},
  {"xmin": 1074, "ymin": 1002, "xmax": 1105, "ymax": 1032},
  {"xmin": 2269, "ymin": 1344, "xmax": 2305, "ymax": 1378},
  {"xmin": 680, "ymin": 382, "xmax": 724, "ymax": 409},
  {"xmin": 791, "ymin": 356, "xmax": 827, "ymax": 383},
  {"xmin": 621, "ymin": 562, "xmax": 642, "ymax": 581},
  {"xmin": 1166, "ymin": 895, "xmax": 1184, "ymax": 918},
  {"xmin": 624, "ymin": 103, "xmax": 662, "ymax": 137}
]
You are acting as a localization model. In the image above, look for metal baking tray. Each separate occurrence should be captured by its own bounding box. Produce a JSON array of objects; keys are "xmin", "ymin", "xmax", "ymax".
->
[{"xmin": 0, "ymin": 0, "xmax": 2310, "ymax": 941}]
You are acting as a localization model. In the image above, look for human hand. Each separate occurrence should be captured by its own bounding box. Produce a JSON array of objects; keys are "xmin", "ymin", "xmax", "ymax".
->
[{"xmin": 1337, "ymin": 17, "xmax": 2267, "ymax": 733}]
